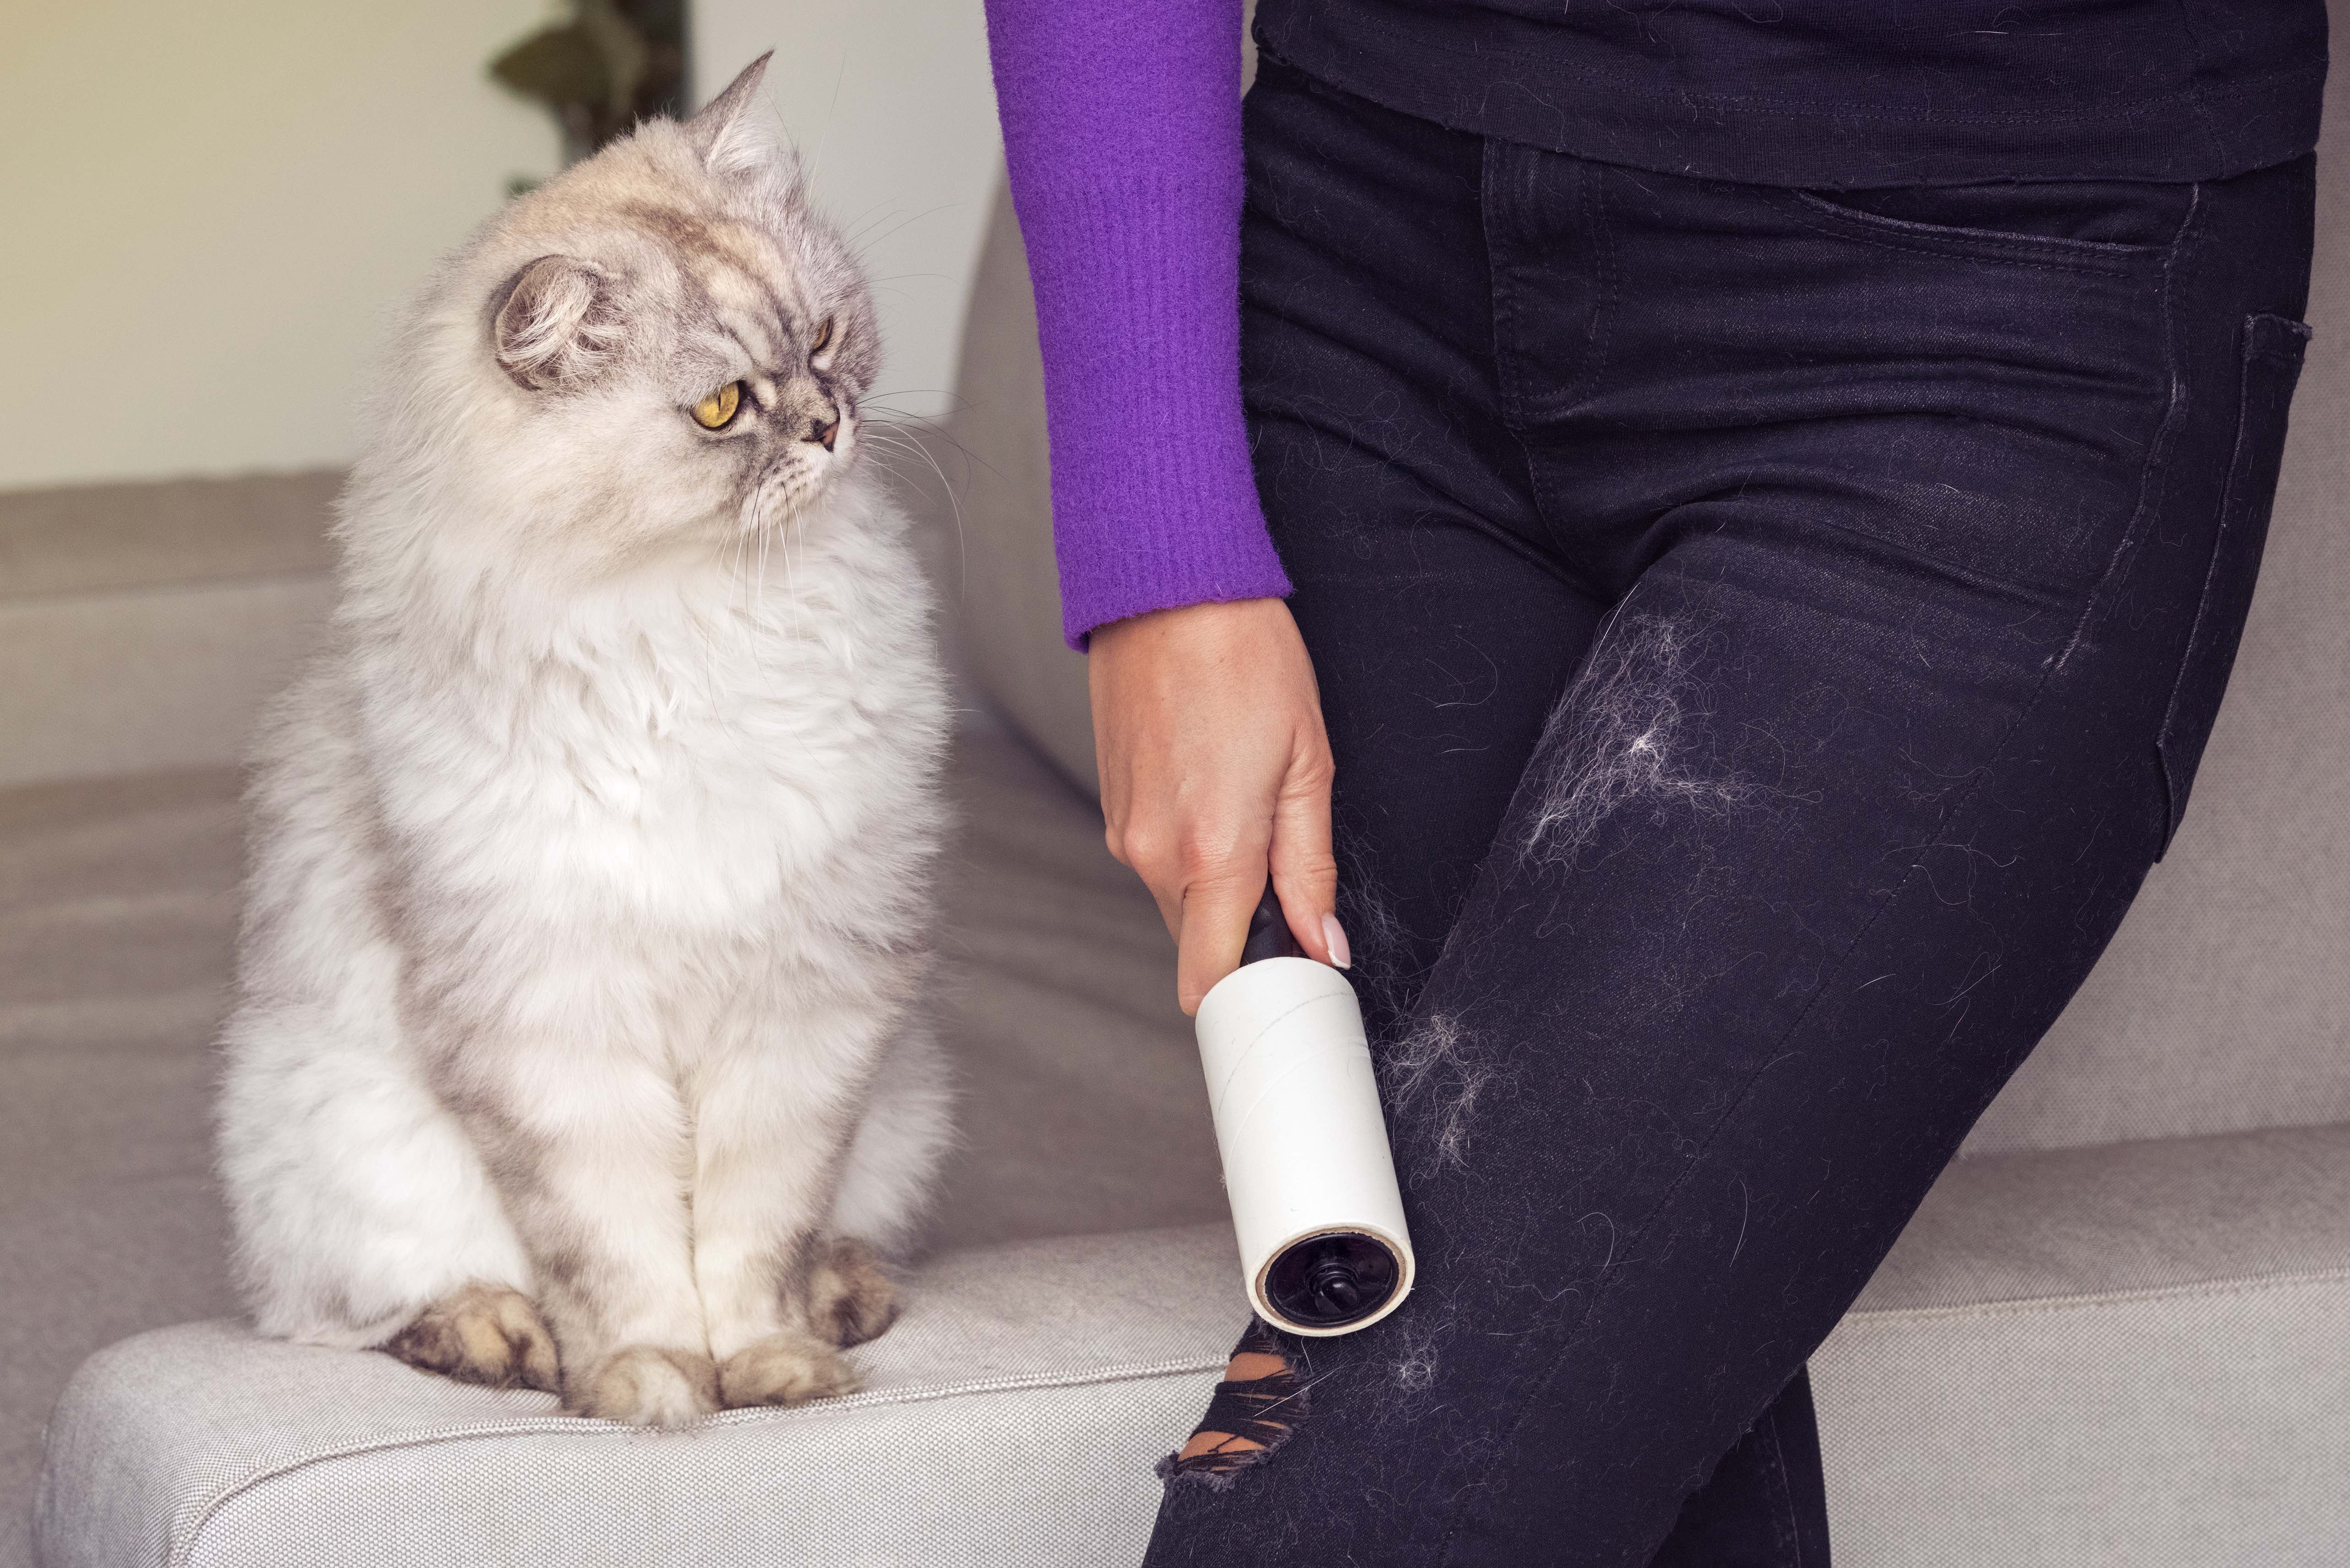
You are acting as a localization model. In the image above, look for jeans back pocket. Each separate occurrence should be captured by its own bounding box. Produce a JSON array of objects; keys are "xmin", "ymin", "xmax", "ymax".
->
[{"xmin": 2155, "ymin": 311, "xmax": 2314, "ymax": 856}]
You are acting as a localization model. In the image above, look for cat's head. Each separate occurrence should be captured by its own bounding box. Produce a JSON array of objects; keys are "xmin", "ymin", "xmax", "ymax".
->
[{"xmin": 386, "ymin": 54, "xmax": 880, "ymax": 567}]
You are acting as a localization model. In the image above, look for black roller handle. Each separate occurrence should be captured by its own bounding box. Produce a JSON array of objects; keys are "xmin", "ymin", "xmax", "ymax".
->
[{"xmin": 1239, "ymin": 878, "xmax": 1307, "ymax": 966}]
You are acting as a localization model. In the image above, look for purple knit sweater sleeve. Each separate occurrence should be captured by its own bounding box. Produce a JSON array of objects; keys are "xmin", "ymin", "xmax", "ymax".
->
[{"xmin": 982, "ymin": 0, "xmax": 1290, "ymax": 649}]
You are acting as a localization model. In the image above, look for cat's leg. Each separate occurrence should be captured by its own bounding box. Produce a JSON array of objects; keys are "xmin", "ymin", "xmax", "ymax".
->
[
  {"xmin": 814, "ymin": 1021, "xmax": 953, "ymax": 1346},
  {"xmin": 687, "ymin": 1006, "xmax": 900, "ymax": 1407},
  {"xmin": 224, "ymin": 990, "xmax": 559, "ymax": 1389},
  {"xmin": 220, "ymin": 989, "xmax": 535, "ymax": 1354},
  {"xmin": 222, "ymin": 687, "xmax": 539, "ymax": 1357},
  {"xmin": 829, "ymin": 1019, "xmax": 953, "ymax": 1253},
  {"xmin": 223, "ymin": 841, "xmax": 564, "ymax": 1394},
  {"xmin": 429, "ymin": 1023, "xmax": 717, "ymax": 1426}
]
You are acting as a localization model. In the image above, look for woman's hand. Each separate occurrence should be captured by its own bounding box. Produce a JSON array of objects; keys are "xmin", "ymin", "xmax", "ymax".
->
[{"xmin": 1089, "ymin": 597, "xmax": 1347, "ymax": 1015}]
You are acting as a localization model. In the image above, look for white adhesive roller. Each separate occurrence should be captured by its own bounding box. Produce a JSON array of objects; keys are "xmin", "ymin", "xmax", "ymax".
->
[{"xmin": 1193, "ymin": 891, "xmax": 1415, "ymax": 1337}]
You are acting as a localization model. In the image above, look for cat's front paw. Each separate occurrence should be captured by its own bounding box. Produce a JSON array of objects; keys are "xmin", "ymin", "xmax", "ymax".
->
[
  {"xmin": 811, "ymin": 1235, "xmax": 901, "ymax": 1348},
  {"xmin": 717, "ymin": 1330, "xmax": 858, "ymax": 1408},
  {"xmin": 382, "ymin": 1283, "xmax": 561, "ymax": 1393},
  {"xmin": 570, "ymin": 1345, "xmax": 721, "ymax": 1427}
]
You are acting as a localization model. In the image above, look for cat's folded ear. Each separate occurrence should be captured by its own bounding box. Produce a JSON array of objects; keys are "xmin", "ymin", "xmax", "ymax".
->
[
  {"xmin": 686, "ymin": 52, "xmax": 779, "ymax": 176},
  {"xmin": 492, "ymin": 255, "xmax": 621, "ymax": 391}
]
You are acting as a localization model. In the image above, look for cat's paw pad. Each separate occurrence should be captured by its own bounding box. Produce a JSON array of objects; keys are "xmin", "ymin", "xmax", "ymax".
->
[
  {"xmin": 571, "ymin": 1345, "xmax": 721, "ymax": 1427},
  {"xmin": 382, "ymin": 1283, "xmax": 560, "ymax": 1393},
  {"xmin": 717, "ymin": 1330, "xmax": 858, "ymax": 1408},
  {"xmin": 810, "ymin": 1235, "xmax": 901, "ymax": 1348}
]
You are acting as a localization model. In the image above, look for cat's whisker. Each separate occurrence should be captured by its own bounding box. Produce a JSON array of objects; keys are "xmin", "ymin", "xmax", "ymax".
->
[
  {"xmin": 726, "ymin": 493, "xmax": 756, "ymax": 612},
  {"xmin": 864, "ymin": 387, "xmax": 963, "ymax": 407},
  {"xmin": 862, "ymin": 427, "xmax": 991, "ymax": 589},
  {"xmin": 834, "ymin": 197, "xmax": 901, "ymax": 244},
  {"xmin": 861, "ymin": 414, "xmax": 1000, "ymax": 482},
  {"xmin": 802, "ymin": 50, "xmax": 851, "ymax": 187},
  {"xmin": 846, "ymin": 203, "xmax": 959, "ymax": 262},
  {"xmin": 868, "ymin": 433, "xmax": 969, "ymax": 595},
  {"xmin": 756, "ymin": 492, "xmax": 774, "ymax": 622}
]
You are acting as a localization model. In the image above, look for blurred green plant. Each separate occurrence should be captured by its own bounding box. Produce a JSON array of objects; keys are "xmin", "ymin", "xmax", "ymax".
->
[{"xmin": 492, "ymin": 0, "xmax": 688, "ymax": 172}]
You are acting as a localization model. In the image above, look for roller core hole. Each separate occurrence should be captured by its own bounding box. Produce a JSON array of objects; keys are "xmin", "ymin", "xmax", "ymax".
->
[{"xmin": 1263, "ymin": 1231, "xmax": 1399, "ymax": 1329}]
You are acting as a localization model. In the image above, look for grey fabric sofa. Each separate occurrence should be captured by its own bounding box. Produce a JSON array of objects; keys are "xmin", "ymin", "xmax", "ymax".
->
[{"xmin": 15, "ymin": 29, "xmax": 2350, "ymax": 1568}]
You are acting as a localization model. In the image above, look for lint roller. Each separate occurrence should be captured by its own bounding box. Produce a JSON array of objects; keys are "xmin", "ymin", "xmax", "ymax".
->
[{"xmin": 1193, "ymin": 884, "xmax": 1415, "ymax": 1336}]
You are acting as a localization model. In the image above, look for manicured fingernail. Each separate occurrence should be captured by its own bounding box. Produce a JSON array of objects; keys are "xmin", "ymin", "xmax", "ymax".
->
[{"xmin": 1322, "ymin": 914, "xmax": 1351, "ymax": 970}]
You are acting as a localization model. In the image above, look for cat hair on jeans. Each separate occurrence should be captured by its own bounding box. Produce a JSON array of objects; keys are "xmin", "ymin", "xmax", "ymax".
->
[{"xmin": 215, "ymin": 55, "xmax": 953, "ymax": 1427}]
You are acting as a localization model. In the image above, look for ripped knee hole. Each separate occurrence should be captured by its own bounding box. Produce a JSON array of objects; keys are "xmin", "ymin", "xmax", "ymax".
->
[{"xmin": 1160, "ymin": 1320, "xmax": 1308, "ymax": 1487}]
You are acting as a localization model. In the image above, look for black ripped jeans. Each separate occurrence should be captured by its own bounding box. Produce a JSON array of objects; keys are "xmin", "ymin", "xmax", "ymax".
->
[{"xmin": 1144, "ymin": 55, "xmax": 2315, "ymax": 1568}]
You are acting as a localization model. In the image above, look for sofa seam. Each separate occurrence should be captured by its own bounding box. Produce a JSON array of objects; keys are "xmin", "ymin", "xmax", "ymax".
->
[
  {"xmin": 0, "ymin": 567, "xmax": 333, "ymax": 613},
  {"xmin": 1839, "ymin": 1263, "xmax": 2350, "ymax": 1331},
  {"xmin": 163, "ymin": 1352, "xmax": 1229, "ymax": 1568}
]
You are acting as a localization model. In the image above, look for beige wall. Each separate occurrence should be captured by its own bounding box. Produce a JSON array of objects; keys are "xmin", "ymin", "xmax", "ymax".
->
[
  {"xmin": 692, "ymin": 1, "xmax": 1006, "ymax": 424},
  {"xmin": 0, "ymin": 1, "xmax": 562, "ymax": 491}
]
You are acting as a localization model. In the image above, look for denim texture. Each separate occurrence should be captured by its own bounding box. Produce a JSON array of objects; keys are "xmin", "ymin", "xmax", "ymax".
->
[{"xmin": 1143, "ymin": 56, "xmax": 2317, "ymax": 1568}]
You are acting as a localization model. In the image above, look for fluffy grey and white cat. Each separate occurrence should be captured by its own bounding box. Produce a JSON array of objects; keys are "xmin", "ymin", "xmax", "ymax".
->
[{"xmin": 216, "ymin": 55, "xmax": 951, "ymax": 1427}]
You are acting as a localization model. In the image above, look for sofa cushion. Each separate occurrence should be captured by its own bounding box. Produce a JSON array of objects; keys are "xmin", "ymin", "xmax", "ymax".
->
[
  {"xmin": 37, "ymin": 1122, "xmax": 2350, "ymax": 1568},
  {"xmin": 0, "ymin": 475, "xmax": 341, "ymax": 791},
  {"xmin": 1822, "ymin": 1124, "xmax": 2350, "ymax": 1566}
]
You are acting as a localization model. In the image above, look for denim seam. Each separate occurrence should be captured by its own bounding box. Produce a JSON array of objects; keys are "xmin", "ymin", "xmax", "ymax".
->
[
  {"xmin": 1786, "ymin": 203, "xmax": 2153, "ymax": 278},
  {"xmin": 1762, "ymin": 1404, "xmax": 1804, "ymax": 1568},
  {"xmin": 1483, "ymin": 140, "xmax": 1567, "ymax": 566},
  {"xmin": 1480, "ymin": 140, "xmax": 1525, "ymax": 428},
  {"xmin": 2054, "ymin": 182, "xmax": 2206, "ymax": 671},
  {"xmin": 1586, "ymin": 159, "xmax": 1615, "ymax": 411},
  {"xmin": 1788, "ymin": 188, "xmax": 2161, "ymax": 260},
  {"xmin": 1481, "ymin": 145, "xmax": 1614, "ymax": 431},
  {"xmin": 2152, "ymin": 313, "xmax": 2308, "ymax": 848},
  {"xmin": 1436, "ymin": 185, "xmax": 2208, "ymax": 1568}
]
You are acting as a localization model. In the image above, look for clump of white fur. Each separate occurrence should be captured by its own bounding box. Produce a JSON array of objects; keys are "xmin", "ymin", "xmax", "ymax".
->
[{"xmin": 216, "ymin": 56, "xmax": 950, "ymax": 1425}]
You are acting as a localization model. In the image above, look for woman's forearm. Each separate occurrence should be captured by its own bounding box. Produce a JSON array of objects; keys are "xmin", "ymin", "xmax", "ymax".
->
[{"xmin": 982, "ymin": 0, "xmax": 1291, "ymax": 648}]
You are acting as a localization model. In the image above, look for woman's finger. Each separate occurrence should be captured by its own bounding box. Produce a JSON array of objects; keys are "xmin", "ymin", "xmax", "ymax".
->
[
  {"xmin": 1176, "ymin": 856, "xmax": 1271, "ymax": 1015},
  {"xmin": 1269, "ymin": 728, "xmax": 1343, "ymax": 969}
]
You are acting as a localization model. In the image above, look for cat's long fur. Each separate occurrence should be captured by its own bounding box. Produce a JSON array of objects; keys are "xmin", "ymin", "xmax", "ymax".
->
[{"xmin": 216, "ymin": 57, "xmax": 951, "ymax": 1425}]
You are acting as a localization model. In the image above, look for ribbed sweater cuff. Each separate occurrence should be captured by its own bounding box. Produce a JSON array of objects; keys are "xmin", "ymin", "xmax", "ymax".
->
[{"xmin": 1015, "ymin": 172, "xmax": 1292, "ymax": 649}]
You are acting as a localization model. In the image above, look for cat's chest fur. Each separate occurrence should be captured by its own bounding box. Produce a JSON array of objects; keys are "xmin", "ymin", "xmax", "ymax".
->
[{"xmin": 357, "ymin": 513, "xmax": 939, "ymax": 938}]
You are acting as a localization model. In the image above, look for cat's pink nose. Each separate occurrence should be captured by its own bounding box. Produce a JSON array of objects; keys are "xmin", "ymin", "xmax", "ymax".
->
[{"xmin": 809, "ymin": 416, "xmax": 839, "ymax": 451}]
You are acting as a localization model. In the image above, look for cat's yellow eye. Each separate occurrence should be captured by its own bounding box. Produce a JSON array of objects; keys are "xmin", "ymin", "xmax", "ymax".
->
[
  {"xmin": 692, "ymin": 381, "xmax": 743, "ymax": 429},
  {"xmin": 810, "ymin": 318, "xmax": 833, "ymax": 356}
]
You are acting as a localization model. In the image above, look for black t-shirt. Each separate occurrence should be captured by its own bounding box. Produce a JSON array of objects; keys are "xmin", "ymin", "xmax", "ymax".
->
[{"xmin": 1254, "ymin": 0, "xmax": 2327, "ymax": 187}]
